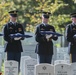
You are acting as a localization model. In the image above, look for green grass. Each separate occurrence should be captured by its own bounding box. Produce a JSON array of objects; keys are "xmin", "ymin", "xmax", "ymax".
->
[{"xmin": 1, "ymin": 61, "xmax": 4, "ymax": 75}]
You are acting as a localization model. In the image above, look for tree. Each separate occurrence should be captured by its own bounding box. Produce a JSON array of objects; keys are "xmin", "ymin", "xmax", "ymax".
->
[
  {"xmin": 0, "ymin": 1, "xmax": 14, "ymax": 31},
  {"xmin": 1, "ymin": 0, "xmax": 76, "ymax": 33}
]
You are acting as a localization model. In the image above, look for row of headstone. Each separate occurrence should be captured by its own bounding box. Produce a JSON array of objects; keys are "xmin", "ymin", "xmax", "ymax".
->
[
  {"xmin": 4, "ymin": 57, "xmax": 37, "ymax": 75},
  {"xmin": 4, "ymin": 59, "xmax": 76, "ymax": 75},
  {"xmin": 35, "ymin": 62, "xmax": 76, "ymax": 75}
]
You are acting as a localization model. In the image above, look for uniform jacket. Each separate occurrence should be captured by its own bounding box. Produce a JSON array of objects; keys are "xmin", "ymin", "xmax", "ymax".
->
[
  {"xmin": 66, "ymin": 23, "xmax": 76, "ymax": 54},
  {"xmin": 3, "ymin": 22, "xmax": 24, "ymax": 52},
  {"xmin": 35, "ymin": 23, "xmax": 58, "ymax": 55}
]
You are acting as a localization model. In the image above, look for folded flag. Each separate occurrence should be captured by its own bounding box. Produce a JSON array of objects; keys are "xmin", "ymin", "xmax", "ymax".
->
[
  {"xmin": 9, "ymin": 33, "xmax": 32, "ymax": 38},
  {"xmin": 40, "ymin": 31, "xmax": 63, "ymax": 36}
]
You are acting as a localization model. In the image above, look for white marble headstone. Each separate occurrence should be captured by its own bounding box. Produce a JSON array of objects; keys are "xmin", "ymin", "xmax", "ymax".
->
[
  {"xmin": 20, "ymin": 56, "xmax": 31, "ymax": 75},
  {"xmin": 54, "ymin": 60, "xmax": 70, "ymax": 65},
  {"xmin": 35, "ymin": 64, "xmax": 54, "ymax": 75},
  {"xmin": 23, "ymin": 58, "xmax": 37, "ymax": 75},
  {"xmin": 4, "ymin": 60, "xmax": 18, "ymax": 75},
  {"xmin": 57, "ymin": 53, "xmax": 64, "ymax": 60},
  {"xmin": 71, "ymin": 63, "xmax": 76, "ymax": 75},
  {"xmin": 55, "ymin": 63, "xmax": 71, "ymax": 75},
  {"xmin": 56, "ymin": 47, "xmax": 70, "ymax": 60},
  {"xmin": 0, "ymin": 46, "xmax": 4, "ymax": 60}
]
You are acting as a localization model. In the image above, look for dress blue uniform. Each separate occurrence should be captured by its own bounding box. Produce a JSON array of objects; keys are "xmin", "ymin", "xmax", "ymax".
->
[
  {"xmin": 35, "ymin": 12, "xmax": 58, "ymax": 64},
  {"xmin": 66, "ymin": 13, "xmax": 76, "ymax": 63},
  {"xmin": 3, "ymin": 10, "xmax": 24, "ymax": 72}
]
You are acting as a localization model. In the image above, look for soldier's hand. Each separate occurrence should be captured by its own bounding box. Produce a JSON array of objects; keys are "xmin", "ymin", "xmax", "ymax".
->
[
  {"xmin": 54, "ymin": 35, "xmax": 58, "ymax": 37},
  {"xmin": 46, "ymin": 34, "xmax": 52, "ymax": 39},
  {"xmin": 73, "ymin": 34, "xmax": 76, "ymax": 40},
  {"xmin": 46, "ymin": 34, "xmax": 53, "ymax": 41},
  {"xmin": 15, "ymin": 33, "xmax": 22, "ymax": 35},
  {"xmin": 14, "ymin": 37, "xmax": 22, "ymax": 40}
]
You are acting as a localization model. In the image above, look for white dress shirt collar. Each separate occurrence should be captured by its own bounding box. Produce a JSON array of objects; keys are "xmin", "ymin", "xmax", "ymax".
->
[
  {"xmin": 10, "ymin": 20, "xmax": 16, "ymax": 24},
  {"xmin": 42, "ymin": 22, "xmax": 48, "ymax": 26}
]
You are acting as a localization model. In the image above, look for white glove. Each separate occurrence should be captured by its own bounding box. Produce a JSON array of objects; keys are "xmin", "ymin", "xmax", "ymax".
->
[
  {"xmin": 73, "ymin": 34, "xmax": 76, "ymax": 40},
  {"xmin": 46, "ymin": 34, "xmax": 53, "ymax": 41},
  {"xmin": 14, "ymin": 37, "xmax": 22, "ymax": 40},
  {"xmin": 46, "ymin": 34, "xmax": 53, "ymax": 39},
  {"xmin": 15, "ymin": 33, "xmax": 22, "ymax": 35},
  {"xmin": 54, "ymin": 35, "xmax": 57, "ymax": 37}
]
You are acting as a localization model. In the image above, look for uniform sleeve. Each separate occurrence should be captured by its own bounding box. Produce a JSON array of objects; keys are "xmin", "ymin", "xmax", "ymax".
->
[
  {"xmin": 35, "ymin": 26, "xmax": 47, "ymax": 43},
  {"xmin": 3, "ymin": 24, "xmax": 14, "ymax": 42},
  {"xmin": 52, "ymin": 27, "xmax": 58, "ymax": 41},
  {"xmin": 19, "ymin": 24, "xmax": 25, "ymax": 40},
  {"xmin": 66, "ymin": 25, "xmax": 74, "ymax": 42}
]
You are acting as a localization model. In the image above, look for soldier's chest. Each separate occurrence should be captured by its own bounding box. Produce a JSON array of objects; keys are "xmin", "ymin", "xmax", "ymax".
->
[
  {"xmin": 40, "ymin": 25, "xmax": 53, "ymax": 31},
  {"xmin": 8, "ymin": 25, "xmax": 21, "ymax": 33},
  {"xmin": 72, "ymin": 26, "xmax": 76, "ymax": 33}
]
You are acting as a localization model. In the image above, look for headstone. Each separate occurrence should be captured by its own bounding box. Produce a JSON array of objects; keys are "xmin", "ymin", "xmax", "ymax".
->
[
  {"xmin": 0, "ymin": 46, "xmax": 4, "ymax": 60},
  {"xmin": 4, "ymin": 60, "xmax": 18, "ymax": 75},
  {"xmin": 56, "ymin": 47, "xmax": 70, "ymax": 60},
  {"xmin": 20, "ymin": 56, "xmax": 31, "ymax": 75},
  {"xmin": 71, "ymin": 63, "xmax": 76, "ymax": 75},
  {"xmin": 35, "ymin": 64, "xmax": 54, "ymax": 75},
  {"xmin": 64, "ymin": 54, "xmax": 70, "ymax": 60},
  {"xmin": 23, "ymin": 58, "xmax": 37, "ymax": 75},
  {"xmin": 54, "ymin": 60, "xmax": 70, "ymax": 65},
  {"xmin": 57, "ymin": 53, "xmax": 65, "ymax": 60},
  {"xmin": 55, "ymin": 63, "xmax": 71, "ymax": 75}
]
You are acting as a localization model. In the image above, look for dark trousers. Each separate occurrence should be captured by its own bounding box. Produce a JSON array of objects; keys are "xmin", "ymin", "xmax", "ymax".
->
[
  {"xmin": 71, "ymin": 54, "xmax": 76, "ymax": 63},
  {"xmin": 37, "ymin": 54, "xmax": 52, "ymax": 64},
  {"xmin": 7, "ymin": 52, "xmax": 21, "ymax": 73}
]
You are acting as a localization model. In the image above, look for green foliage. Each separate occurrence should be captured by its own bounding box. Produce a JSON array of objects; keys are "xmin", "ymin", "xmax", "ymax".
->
[
  {"xmin": 0, "ymin": 0, "xmax": 76, "ymax": 33},
  {"xmin": 0, "ymin": 1, "xmax": 14, "ymax": 31}
]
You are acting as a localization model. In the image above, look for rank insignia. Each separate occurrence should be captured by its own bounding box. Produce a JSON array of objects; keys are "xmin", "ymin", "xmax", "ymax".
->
[
  {"xmin": 9, "ymin": 27, "xmax": 13, "ymax": 29},
  {"xmin": 50, "ymin": 29, "xmax": 53, "ymax": 31},
  {"xmin": 73, "ymin": 28, "xmax": 76, "ymax": 30},
  {"xmin": 40, "ymin": 28, "xmax": 44, "ymax": 30},
  {"xmin": 18, "ymin": 28, "xmax": 22, "ymax": 31}
]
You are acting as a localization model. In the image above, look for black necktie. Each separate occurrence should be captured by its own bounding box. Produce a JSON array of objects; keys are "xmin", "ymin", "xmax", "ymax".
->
[{"xmin": 13, "ymin": 23, "xmax": 16, "ymax": 26}]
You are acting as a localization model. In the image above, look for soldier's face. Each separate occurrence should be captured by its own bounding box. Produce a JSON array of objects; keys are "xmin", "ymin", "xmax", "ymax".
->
[
  {"xmin": 42, "ymin": 16, "xmax": 49, "ymax": 23},
  {"xmin": 10, "ymin": 16, "xmax": 17, "ymax": 22},
  {"xmin": 71, "ymin": 17, "xmax": 76, "ymax": 23}
]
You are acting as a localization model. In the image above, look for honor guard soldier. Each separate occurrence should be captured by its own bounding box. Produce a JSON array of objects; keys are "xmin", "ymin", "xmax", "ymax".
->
[
  {"xmin": 35, "ymin": 11, "xmax": 58, "ymax": 64},
  {"xmin": 66, "ymin": 13, "xmax": 76, "ymax": 63},
  {"xmin": 3, "ymin": 10, "xmax": 25, "ymax": 73}
]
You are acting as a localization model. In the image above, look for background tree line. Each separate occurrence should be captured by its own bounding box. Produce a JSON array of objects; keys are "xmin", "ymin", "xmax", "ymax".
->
[{"xmin": 0, "ymin": 0, "xmax": 76, "ymax": 33}]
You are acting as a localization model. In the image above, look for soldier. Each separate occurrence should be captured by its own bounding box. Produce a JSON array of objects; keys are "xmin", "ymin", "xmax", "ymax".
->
[
  {"xmin": 35, "ymin": 11, "xmax": 58, "ymax": 64},
  {"xmin": 66, "ymin": 13, "xmax": 76, "ymax": 63},
  {"xmin": 3, "ymin": 10, "xmax": 25, "ymax": 73}
]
